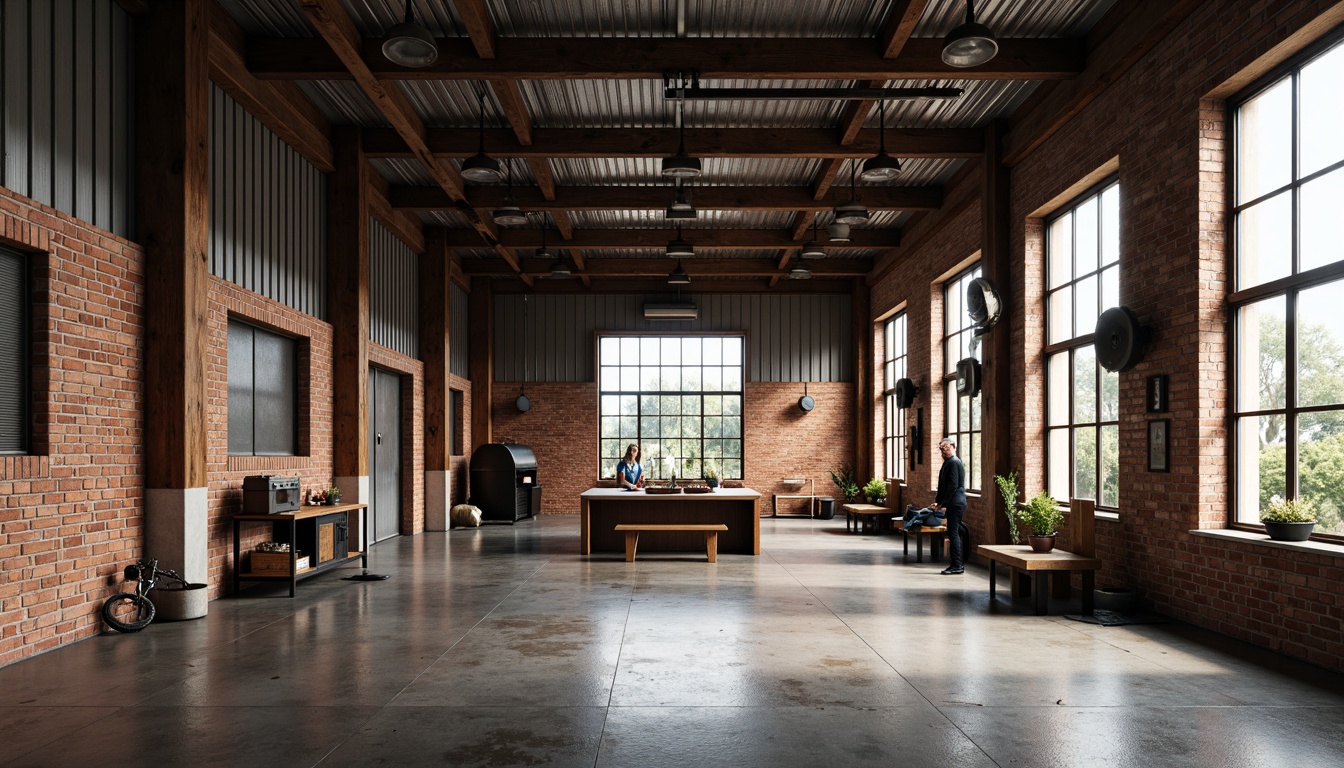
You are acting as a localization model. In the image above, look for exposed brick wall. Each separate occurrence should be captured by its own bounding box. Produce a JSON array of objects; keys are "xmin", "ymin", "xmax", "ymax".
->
[{"xmin": 0, "ymin": 187, "xmax": 144, "ymax": 666}]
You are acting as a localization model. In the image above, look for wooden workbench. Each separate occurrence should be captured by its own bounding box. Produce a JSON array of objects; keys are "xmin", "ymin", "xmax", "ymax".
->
[{"xmin": 579, "ymin": 487, "xmax": 761, "ymax": 556}]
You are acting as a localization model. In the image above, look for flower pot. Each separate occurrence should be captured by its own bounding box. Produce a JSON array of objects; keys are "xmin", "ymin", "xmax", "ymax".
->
[
  {"xmin": 327, "ymin": 496, "xmax": 342, "ymax": 506},
  {"xmin": 1028, "ymin": 534, "xmax": 1056, "ymax": 553},
  {"xmin": 150, "ymin": 582, "xmax": 209, "ymax": 621},
  {"xmin": 706, "ymin": 479, "xmax": 720, "ymax": 490},
  {"xmin": 1263, "ymin": 521, "xmax": 1315, "ymax": 541}
]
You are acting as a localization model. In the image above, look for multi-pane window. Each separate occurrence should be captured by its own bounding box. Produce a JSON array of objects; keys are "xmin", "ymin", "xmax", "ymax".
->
[
  {"xmin": 943, "ymin": 266, "xmax": 982, "ymax": 492},
  {"xmin": 883, "ymin": 313, "xmax": 908, "ymax": 482},
  {"xmin": 0, "ymin": 247, "xmax": 29, "ymax": 454},
  {"xmin": 1045, "ymin": 181, "xmax": 1121, "ymax": 508},
  {"xmin": 227, "ymin": 320, "xmax": 299, "ymax": 456},
  {"xmin": 1231, "ymin": 37, "xmax": 1344, "ymax": 538},
  {"xmin": 598, "ymin": 335, "xmax": 744, "ymax": 480}
]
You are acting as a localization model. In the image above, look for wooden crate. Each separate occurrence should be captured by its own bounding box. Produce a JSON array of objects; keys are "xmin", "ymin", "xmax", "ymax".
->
[{"xmin": 251, "ymin": 551, "xmax": 309, "ymax": 573}]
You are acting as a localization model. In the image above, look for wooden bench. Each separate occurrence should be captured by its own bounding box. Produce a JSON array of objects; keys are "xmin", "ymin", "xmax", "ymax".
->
[
  {"xmin": 841, "ymin": 503, "xmax": 890, "ymax": 534},
  {"xmin": 892, "ymin": 519, "xmax": 947, "ymax": 563},
  {"xmin": 614, "ymin": 523, "xmax": 729, "ymax": 563},
  {"xmin": 976, "ymin": 498, "xmax": 1101, "ymax": 615}
]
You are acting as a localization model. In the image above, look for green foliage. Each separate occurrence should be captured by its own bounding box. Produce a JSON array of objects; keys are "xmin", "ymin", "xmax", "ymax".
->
[
  {"xmin": 1016, "ymin": 491, "xmax": 1064, "ymax": 537},
  {"xmin": 1262, "ymin": 496, "xmax": 1317, "ymax": 523},
  {"xmin": 863, "ymin": 478, "xmax": 888, "ymax": 503},
  {"xmin": 993, "ymin": 471, "xmax": 1021, "ymax": 544},
  {"xmin": 830, "ymin": 466, "xmax": 859, "ymax": 502},
  {"xmin": 703, "ymin": 462, "xmax": 719, "ymax": 481},
  {"xmin": 1258, "ymin": 430, "xmax": 1344, "ymax": 535}
]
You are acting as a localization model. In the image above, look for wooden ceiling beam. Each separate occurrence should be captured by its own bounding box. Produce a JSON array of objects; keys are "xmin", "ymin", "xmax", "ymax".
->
[
  {"xmin": 880, "ymin": 1, "xmax": 932, "ymax": 58},
  {"xmin": 451, "ymin": 0, "xmax": 496, "ymax": 59},
  {"xmin": 364, "ymin": 127, "xmax": 983, "ymax": 159},
  {"xmin": 394, "ymin": 184, "xmax": 942, "ymax": 212},
  {"xmin": 463, "ymin": 257, "xmax": 871, "ymax": 278},
  {"xmin": 443, "ymin": 228, "xmax": 900, "ymax": 250},
  {"xmin": 790, "ymin": 212, "xmax": 818, "ymax": 242},
  {"xmin": 493, "ymin": 277, "xmax": 856, "ymax": 295},
  {"xmin": 248, "ymin": 37, "xmax": 1084, "ymax": 81},
  {"xmin": 367, "ymin": 165, "xmax": 426, "ymax": 253}
]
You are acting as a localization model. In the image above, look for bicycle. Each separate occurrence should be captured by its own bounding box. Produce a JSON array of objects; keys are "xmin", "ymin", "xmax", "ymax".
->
[{"xmin": 102, "ymin": 558, "xmax": 190, "ymax": 633}]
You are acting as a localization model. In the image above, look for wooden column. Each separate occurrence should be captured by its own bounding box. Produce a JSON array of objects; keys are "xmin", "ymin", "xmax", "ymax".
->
[
  {"xmin": 328, "ymin": 127, "xmax": 370, "ymax": 505},
  {"xmin": 982, "ymin": 120, "xmax": 1014, "ymax": 544},
  {"xmin": 420, "ymin": 229, "xmax": 451, "ymax": 529},
  {"xmin": 136, "ymin": 0, "xmax": 210, "ymax": 583},
  {"xmin": 468, "ymin": 277, "xmax": 493, "ymax": 452},
  {"xmin": 853, "ymin": 278, "xmax": 873, "ymax": 478}
]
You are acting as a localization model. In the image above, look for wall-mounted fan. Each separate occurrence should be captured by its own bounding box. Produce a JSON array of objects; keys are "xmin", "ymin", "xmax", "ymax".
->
[
  {"xmin": 955, "ymin": 358, "xmax": 982, "ymax": 397},
  {"xmin": 798, "ymin": 382, "xmax": 815, "ymax": 412},
  {"xmin": 894, "ymin": 378, "xmax": 917, "ymax": 408},
  {"xmin": 966, "ymin": 277, "xmax": 1003, "ymax": 335},
  {"xmin": 1094, "ymin": 306, "xmax": 1150, "ymax": 372}
]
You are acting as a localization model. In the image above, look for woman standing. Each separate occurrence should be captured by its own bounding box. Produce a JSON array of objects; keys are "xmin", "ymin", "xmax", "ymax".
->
[{"xmin": 616, "ymin": 444, "xmax": 645, "ymax": 489}]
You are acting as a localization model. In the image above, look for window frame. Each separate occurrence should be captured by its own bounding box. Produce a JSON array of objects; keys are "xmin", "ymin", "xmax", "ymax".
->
[
  {"xmin": 596, "ymin": 333, "xmax": 747, "ymax": 481},
  {"xmin": 1042, "ymin": 177, "xmax": 1122, "ymax": 511},
  {"xmin": 942, "ymin": 264, "xmax": 983, "ymax": 493},
  {"xmin": 882, "ymin": 312, "xmax": 908, "ymax": 483},
  {"xmin": 1228, "ymin": 33, "xmax": 1344, "ymax": 543},
  {"xmin": 0, "ymin": 246, "xmax": 30, "ymax": 455},
  {"xmin": 227, "ymin": 318, "xmax": 300, "ymax": 457}
]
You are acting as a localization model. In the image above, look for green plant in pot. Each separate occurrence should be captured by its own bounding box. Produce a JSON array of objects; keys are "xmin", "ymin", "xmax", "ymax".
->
[
  {"xmin": 1016, "ymin": 490, "xmax": 1064, "ymax": 552},
  {"xmin": 862, "ymin": 478, "xmax": 888, "ymax": 506},
  {"xmin": 993, "ymin": 471, "xmax": 1022, "ymax": 545},
  {"xmin": 830, "ymin": 466, "xmax": 859, "ymax": 503},
  {"xmin": 703, "ymin": 462, "xmax": 720, "ymax": 490},
  {"xmin": 326, "ymin": 486, "xmax": 342, "ymax": 506},
  {"xmin": 1261, "ymin": 496, "xmax": 1316, "ymax": 541}
]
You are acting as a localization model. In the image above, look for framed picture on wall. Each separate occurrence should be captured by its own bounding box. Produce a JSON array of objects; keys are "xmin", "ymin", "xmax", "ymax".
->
[
  {"xmin": 1148, "ymin": 419, "xmax": 1169, "ymax": 472},
  {"xmin": 1147, "ymin": 375, "xmax": 1169, "ymax": 413}
]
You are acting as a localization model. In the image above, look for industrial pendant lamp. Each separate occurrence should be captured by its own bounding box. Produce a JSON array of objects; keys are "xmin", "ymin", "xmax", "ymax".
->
[
  {"xmin": 666, "ymin": 224, "xmax": 694, "ymax": 258},
  {"xmin": 665, "ymin": 180, "xmax": 697, "ymax": 220},
  {"xmin": 382, "ymin": 0, "xmax": 438, "ymax": 68},
  {"xmin": 661, "ymin": 103, "xmax": 702, "ymax": 178},
  {"xmin": 942, "ymin": 0, "xmax": 999, "ymax": 68},
  {"xmin": 801, "ymin": 221, "xmax": 825, "ymax": 259},
  {"xmin": 827, "ymin": 221, "xmax": 851, "ymax": 242},
  {"xmin": 788, "ymin": 259, "xmax": 813, "ymax": 280},
  {"xmin": 860, "ymin": 101, "xmax": 901, "ymax": 182},
  {"xmin": 491, "ymin": 161, "xmax": 529, "ymax": 226},
  {"xmin": 833, "ymin": 164, "xmax": 870, "ymax": 225},
  {"xmin": 668, "ymin": 260, "xmax": 691, "ymax": 284},
  {"xmin": 461, "ymin": 92, "xmax": 503, "ymax": 183}
]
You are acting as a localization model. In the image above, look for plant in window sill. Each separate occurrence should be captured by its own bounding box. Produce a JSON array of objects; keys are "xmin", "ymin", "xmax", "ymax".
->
[
  {"xmin": 703, "ymin": 462, "xmax": 720, "ymax": 490},
  {"xmin": 1261, "ymin": 496, "xmax": 1316, "ymax": 541},
  {"xmin": 1016, "ymin": 490, "xmax": 1064, "ymax": 552}
]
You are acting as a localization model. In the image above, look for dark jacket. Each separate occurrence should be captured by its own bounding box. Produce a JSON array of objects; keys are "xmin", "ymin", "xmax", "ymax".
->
[{"xmin": 936, "ymin": 455, "xmax": 967, "ymax": 510}]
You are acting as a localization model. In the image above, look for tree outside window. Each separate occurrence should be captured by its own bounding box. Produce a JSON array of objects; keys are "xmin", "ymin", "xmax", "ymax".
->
[
  {"xmin": 882, "ymin": 313, "xmax": 908, "ymax": 482},
  {"xmin": 943, "ymin": 266, "xmax": 982, "ymax": 492}
]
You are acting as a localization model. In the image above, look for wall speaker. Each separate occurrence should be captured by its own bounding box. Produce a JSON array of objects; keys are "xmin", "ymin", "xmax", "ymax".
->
[
  {"xmin": 894, "ymin": 378, "xmax": 917, "ymax": 408},
  {"xmin": 955, "ymin": 358, "xmax": 981, "ymax": 397}
]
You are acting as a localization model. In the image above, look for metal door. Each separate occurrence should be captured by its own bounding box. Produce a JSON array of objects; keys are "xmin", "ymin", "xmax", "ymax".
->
[{"xmin": 368, "ymin": 367, "xmax": 402, "ymax": 542}]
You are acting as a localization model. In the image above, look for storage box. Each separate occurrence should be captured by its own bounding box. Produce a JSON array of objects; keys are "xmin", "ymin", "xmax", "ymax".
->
[
  {"xmin": 298, "ymin": 512, "xmax": 349, "ymax": 566},
  {"xmin": 251, "ymin": 551, "xmax": 309, "ymax": 573}
]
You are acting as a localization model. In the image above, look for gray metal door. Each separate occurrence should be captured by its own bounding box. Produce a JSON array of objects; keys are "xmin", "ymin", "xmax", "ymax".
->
[{"xmin": 368, "ymin": 367, "xmax": 402, "ymax": 542}]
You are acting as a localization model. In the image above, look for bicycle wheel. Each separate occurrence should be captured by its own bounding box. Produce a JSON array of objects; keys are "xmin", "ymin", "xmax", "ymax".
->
[{"xmin": 102, "ymin": 593, "xmax": 155, "ymax": 632}]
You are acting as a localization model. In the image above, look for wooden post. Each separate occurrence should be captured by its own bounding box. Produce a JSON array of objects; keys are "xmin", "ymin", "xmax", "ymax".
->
[
  {"xmin": 853, "ymin": 278, "xmax": 873, "ymax": 478},
  {"xmin": 469, "ymin": 277, "xmax": 493, "ymax": 452},
  {"xmin": 421, "ymin": 229, "xmax": 451, "ymax": 529},
  {"xmin": 981, "ymin": 120, "xmax": 1014, "ymax": 545},
  {"xmin": 328, "ymin": 127, "xmax": 370, "ymax": 507}
]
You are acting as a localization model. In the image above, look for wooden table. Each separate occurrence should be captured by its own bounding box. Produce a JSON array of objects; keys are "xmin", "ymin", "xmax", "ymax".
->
[
  {"xmin": 233, "ymin": 503, "xmax": 368, "ymax": 597},
  {"xmin": 580, "ymin": 488, "xmax": 761, "ymax": 556},
  {"xmin": 977, "ymin": 544, "xmax": 1102, "ymax": 615},
  {"xmin": 841, "ymin": 503, "xmax": 890, "ymax": 534}
]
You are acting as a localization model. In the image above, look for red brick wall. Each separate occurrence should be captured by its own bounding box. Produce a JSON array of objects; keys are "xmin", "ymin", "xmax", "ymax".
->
[{"xmin": 0, "ymin": 187, "xmax": 144, "ymax": 666}]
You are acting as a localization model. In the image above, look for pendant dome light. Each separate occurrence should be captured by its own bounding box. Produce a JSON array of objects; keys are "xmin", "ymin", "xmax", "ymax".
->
[
  {"xmin": 668, "ymin": 260, "xmax": 691, "ymax": 284},
  {"xmin": 382, "ymin": 0, "xmax": 439, "ymax": 68},
  {"xmin": 942, "ymin": 0, "xmax": 999, "ymax": 68},
  {"xmin": 665, "ymin": 179, "xmax": 697, "ymax": 220},
  {"xmin": 788, "ymin": 259, "xmax": 813, "ymax": 280},
  {"xmin": 461, "ymin": 91, "xmax": 503, "ymax": 183},
  {"xmin": 801, "ymin": 221, "xmax": 825, "ymax": 259},
  {"xmin": 826, "ymin": 221, "xmax": 852, "ymax": 242},
  {"xmin": 666, "ymin": 224, "xmax": 695, "ymax": 258},
  {"xmin": 860, "ymin": 100, "xmax": 901, "ymax": 182},
  {"xmin": 491, "ymin": 161, "xmax": 529, "ymax": 226},
  {"xmin": 661, "ymin": 102, "xmax": 702, "ymax": 179},
  {"xmin": 833, "ymin": 164, "xmax": 870, "ymax": 225}
]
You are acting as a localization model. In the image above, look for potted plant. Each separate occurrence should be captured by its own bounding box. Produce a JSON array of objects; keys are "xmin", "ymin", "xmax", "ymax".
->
[
  {"xmin": 1016, "ymin": 490, "xmax": 1064, "ymax": 552},
  {"xmin": 704, "ymin": 463, "xmax": 720, "ymax": 490},
  {"xmin": 830, "ymin": 466, "xmax": 859, "ymax": 504},
  {"xmin": 862, "ymin": 478, "xmax": 888, "ymax": 506},
  {"xmin": 993, "ymin": 471, "xmax": 1022, "ymax": 544},
  {"xmin": 1261, "ymin": 496, "xmax": 1316, "ymax": 541},
  {"xmin": 325, "ymin": 486, "xmax": 342, "ymax": 506}
]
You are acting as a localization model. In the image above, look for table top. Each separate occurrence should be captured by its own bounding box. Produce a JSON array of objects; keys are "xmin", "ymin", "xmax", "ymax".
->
[
  {"xmin": 841, "ymin": 503, "xmax": 889, "ymax": 514},
  {"xmin": 235, "ymin": 502, "xmax": 367, "ymax": 522},
  {"xmin": 581, "ymin": 487, "xmax": 760, "ymax": 500},
  {"xmin": 977, "ymin": 544, "xmax": 1101, "ymax": 571}
]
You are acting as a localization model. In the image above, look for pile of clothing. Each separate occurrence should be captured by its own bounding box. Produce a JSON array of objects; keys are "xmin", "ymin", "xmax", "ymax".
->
[{"xmin": 901, "ymin": 504, "xmax": 945, "ymax": 530}]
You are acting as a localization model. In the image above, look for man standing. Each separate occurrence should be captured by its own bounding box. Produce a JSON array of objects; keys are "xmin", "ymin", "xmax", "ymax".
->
[{"xmin": 932, "ymin": 437, "xmax": 968, "ymax": 574}]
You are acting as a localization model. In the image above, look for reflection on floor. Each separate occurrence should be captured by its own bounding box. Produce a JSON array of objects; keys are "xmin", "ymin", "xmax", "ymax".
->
[{"xmin": 1, "ymin": 515, "xmax": 1342, "ymax": 767}]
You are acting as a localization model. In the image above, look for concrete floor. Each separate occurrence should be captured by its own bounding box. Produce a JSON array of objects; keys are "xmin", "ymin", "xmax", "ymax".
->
[{"xmin": 2, "ymin": 515, "xmax": 1342, "ymax": 768}]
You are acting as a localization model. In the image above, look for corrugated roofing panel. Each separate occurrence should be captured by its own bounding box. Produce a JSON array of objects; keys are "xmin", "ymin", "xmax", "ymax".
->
[
  {"xmin": 491, "ymin": 0, "xmax": 890, "ymax": 38},
  {"xmin": 216, "ymin": 0, "xmax": 315, "ymax": 37},
  {"xmin": 552, "ymin": 157, "xmax": 820, "ymax": 187},
  {"xmin": 371, "ymin": 158, "xmax": 437, "ymax": 186},
  {"xmin": 419, "ymin": 210, "xmax": 475, "ymax": 228},
  {"xmin": 296, "ymin": 81, "xmax": 388, "ymax": 126},
  {"xmin": 336, "ymin": 0, "xmax": 465, "ymax": 37},
  {"xmin": 567, "ymin": 210, "xmax": 797, "ymax": 230},
  {"xmin": 399, "ymin": 81, "xmax": 506, "ymax": 127},
  {"xmin": 912, "ymin": 0, "xmax": 1116, "ymax": 38}
]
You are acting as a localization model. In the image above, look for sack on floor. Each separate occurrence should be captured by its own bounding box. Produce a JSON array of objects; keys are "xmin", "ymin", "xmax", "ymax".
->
[{"xmin": 450, "ymin": 504, "xmax": 483, "ymax": 528}]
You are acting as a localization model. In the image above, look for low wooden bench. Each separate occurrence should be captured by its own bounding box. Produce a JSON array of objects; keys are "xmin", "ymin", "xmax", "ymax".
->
[
  {"xmin": 892, "ymin": 519, "xmax": 947, "ymax": 563},
  {"xmin": 841, "ymin": 503, "xmax": 890, "ymax": 534},
  {"xmin": 614, "ymin": 523, "xmax": 729, "ymax": 563},
  {"xmin": 976, "ymin": 498, "xmax": 1102, "ymax": 615}
]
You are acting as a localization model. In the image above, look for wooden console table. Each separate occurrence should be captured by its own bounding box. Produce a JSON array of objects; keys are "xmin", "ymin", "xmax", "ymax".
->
[
  {"xmin": 978, "ymin": 545, "xmax": 1101, "ymax": 615},
  {"xmin": 232, "ymin": 503, "xmax": 369, "ymax": 597}
]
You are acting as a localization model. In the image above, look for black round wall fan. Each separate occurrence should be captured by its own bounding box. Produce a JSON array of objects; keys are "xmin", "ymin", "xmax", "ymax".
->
[
  {"xmin": 894, "ymin": 378, "xmax": 917, "ymax": 408},
  {"xmin": 515, "ymin": 394, "xmax": 532, "ymax": 412},
  {"xmin": 966, "ymin": 278, "xmax": 1002, "ymax": 334},
  {"xmin": 799, "ymin": 382, "xmax": 815, "ymax": 412},
  {"xmin": 1094, "ymin": 306, "xmax": 1150, "ymax": 372}
]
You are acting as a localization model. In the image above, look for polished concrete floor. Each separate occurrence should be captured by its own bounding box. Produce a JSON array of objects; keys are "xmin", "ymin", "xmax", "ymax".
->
[{"xmin": 2, "ymin": 515, "xmax": 1342, "ymax": 768}]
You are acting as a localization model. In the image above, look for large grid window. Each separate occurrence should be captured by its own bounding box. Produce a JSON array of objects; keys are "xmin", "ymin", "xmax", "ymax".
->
[
  {"xmin": 943, "ymin": 266, "xmax": 982, "ymax": 492},
  {"xmin": 0, "ymin": 247, "xmax": 29, "ymax": 454},
  {"xmin": 227, "ymin": 320, "xmax": 299, "ymax": 456},
  {"xmin": 599, "ymin": 335, "xmax": 744, "ymax": 481},
  {"xmin": 883, "ymin": 313, "xmax": 908, "ymax": 482},
  {"xmin": 1231, "ymin": 37, "xmax": 1344, "ymax": 538},
  {"xmin": 1045, "ymin": 181, "xmax": 1121, "ymax": 508}
]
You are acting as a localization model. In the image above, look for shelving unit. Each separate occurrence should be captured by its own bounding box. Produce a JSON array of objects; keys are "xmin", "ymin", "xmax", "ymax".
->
[
  {"xmin": 771, "ymin": 479, "xmax": 816, "ymax": 517},
  {"xmin": 232, "ymin": 502, "xmax": 369, "ymax": 597}
]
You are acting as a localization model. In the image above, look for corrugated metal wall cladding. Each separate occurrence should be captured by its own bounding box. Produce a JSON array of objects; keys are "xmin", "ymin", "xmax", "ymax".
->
[
  {"xmin": 450, "ymin": 282, "xmax": 470, "ymax": 377},
  {"xmin": 296, "ymin": 80, "xmax": 389, "ymax": 127},
  {"xmin": 493, "ymin": 293, "xmax": 851, "ymax": 383},
  {"xmin": 911, "ymin": 0, "xmax": 1116, "ymax": 38},
  {"xmin": 492, "ymin": 0, "xmax": 888, "ymax": 37},
  {"xmin": 369, "ymin": 218, "xmax": 420, "ymax": 357},
  {"xmin": 2, "ymin": 0, "xmax": 134, "ymax": 238},
  {"xmin": 209, "ymin": 86, "xmax": 328, "ymax": 318}
]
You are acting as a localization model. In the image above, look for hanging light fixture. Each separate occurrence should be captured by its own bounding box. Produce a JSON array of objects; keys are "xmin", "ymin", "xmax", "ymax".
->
[
  {"xmin": 860, "ymin": 100, "xmax": 901, "ymax": 182},
  {"xmin": 461, "ymin": 91, "xmax": 503, "ymax": 183},
  {"xmin": 548, "ymin": 255, "xmax": 573, "ymax": 279},
  {"xmin": 534, "ymin": 216, "xmax": 554, "ymax": 261},
  {"xmin": 382, "ymin": 0, "xmax": 439, "ymax": 68},
  {"xmin": 942, "ymin": 0, "xmax": 999, "ymax": 68},
  {"xmin": 668, "ymin": 260, "xmax": 691, "ymax": 284},
  {"xmin": 666, "ymin": 224, "xmax": 695, "ymax": 258},
  {"xmin": 788, "ymin": 259, "xmax": 813, "ymax": 280},
  {"xmin": 801, "ymin": 221, "xmax": 826, "ymax": 259},
  {"xmin": 661, "ymin": 102, "xmax": 702, "ymax": 178},
  {"xmin": 665, "ymin": 179, "xmax": 697, "ymax": 220},
  {"xmin": 833, "ymin": 164, "xmax": 870, "ymax": 225},
  {"xmin": 827, "ymin": 221, "xmax": 852, "ymax": 242},
  {"xmin": 491, "ymin": 161, "xmax": 529, "ymax": 226}
]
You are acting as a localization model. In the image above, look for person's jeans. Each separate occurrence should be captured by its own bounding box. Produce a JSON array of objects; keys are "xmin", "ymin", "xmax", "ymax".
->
[{"xmin": 945, "ymin": 504, "xmax": 967, "ymax": 569}]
